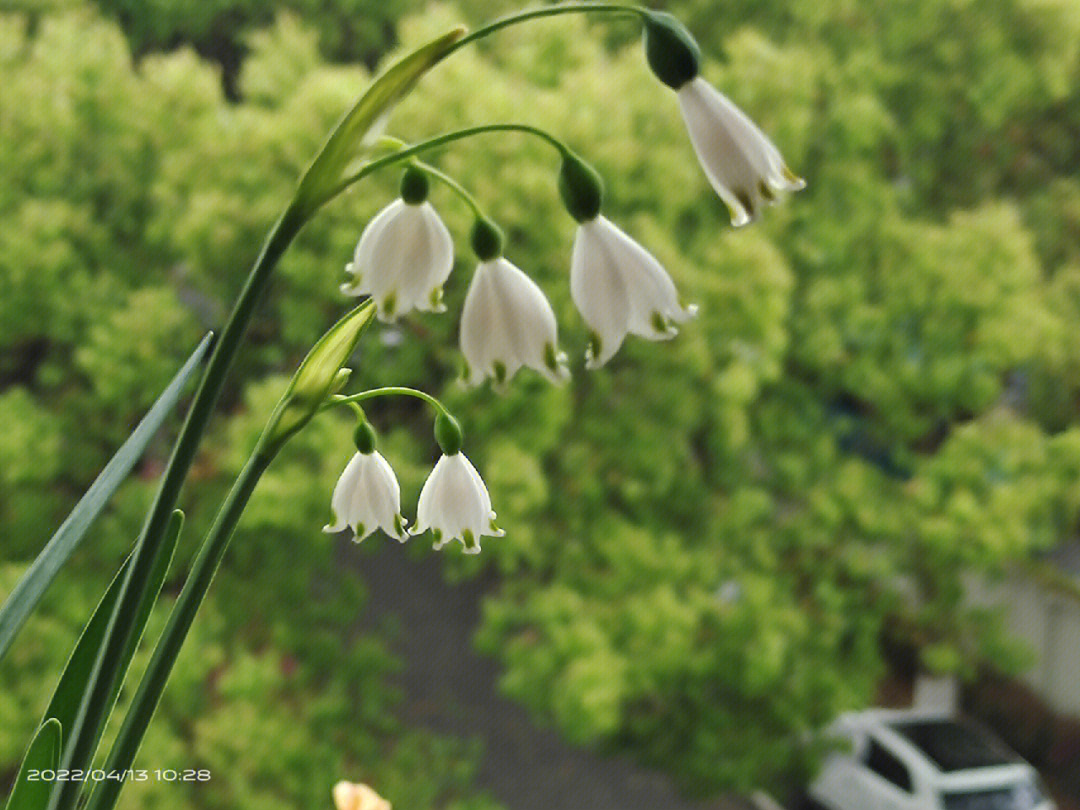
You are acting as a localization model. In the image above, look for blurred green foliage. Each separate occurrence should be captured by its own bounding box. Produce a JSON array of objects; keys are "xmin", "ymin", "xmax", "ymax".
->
[{"xmin": 1, "ymin": 0, "xmax": 1080, "ymax": 803}]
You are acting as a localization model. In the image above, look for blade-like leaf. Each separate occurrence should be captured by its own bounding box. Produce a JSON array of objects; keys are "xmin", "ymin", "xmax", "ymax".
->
[
  {"xmin": 295, "ymin": 26, "xmax": 466, "ymax": 210},
  {"xmin": 42, "ymin": 510, "xmax": 183, "ymax": 743},
  {"xmin": 5, "ymin": 719, "xmax": 61, "ymax": 810},
  {"xmin": 0, "ymin": 333, "xmax": 212, "ymax": 663}
]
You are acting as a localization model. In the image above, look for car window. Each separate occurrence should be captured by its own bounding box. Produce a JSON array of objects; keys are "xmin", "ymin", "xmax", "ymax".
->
[{"xmin": 863, "ymin": 738, "xmax": 913, "ymax": 793}]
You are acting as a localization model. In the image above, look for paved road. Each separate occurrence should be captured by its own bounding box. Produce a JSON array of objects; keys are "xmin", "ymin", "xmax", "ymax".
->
[{"xmin": 348, "ymin": 540, "xmax": 752, "ymax": 810}]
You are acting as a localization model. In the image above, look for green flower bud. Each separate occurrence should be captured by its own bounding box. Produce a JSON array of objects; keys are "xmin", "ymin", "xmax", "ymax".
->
[
  {"xmin": 471, "ymin": 217, "xmax": 504, "ymax": 262},
  {"xmin": 400, "ymin": 165, "xmax": 430, "ymax": 204},
  {"xmin": 558, "ymin": 152, "xmax": 604, "ymax": 223},
  {"xmin": 261, "ymin": 302, "xmax": 375, "ymax": 453},
  {"xmin": 353, "ymin": 417, "xmax": 377, "ymax": 454},
  {"xmin": 642, "ymin": 11, "xmax": 701, "ymax": 90},
  {"xmin": 434, "ymin": 411, "xmax": 464, "ymax": 456}
]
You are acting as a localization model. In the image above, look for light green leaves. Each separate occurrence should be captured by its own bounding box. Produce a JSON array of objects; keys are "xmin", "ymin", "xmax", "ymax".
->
[
  {"xmin": 294, "ymin": 26, "xmax": 466, "ymax": 212},
  {"xmin": 0, "ymin": 333, "xmax": 211, "ymax": 664}
]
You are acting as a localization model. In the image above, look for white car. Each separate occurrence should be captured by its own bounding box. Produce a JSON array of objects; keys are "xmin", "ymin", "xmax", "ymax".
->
[{"xmin": 808, "ymin": 709, "xmax": 1055, "ymax": 810}]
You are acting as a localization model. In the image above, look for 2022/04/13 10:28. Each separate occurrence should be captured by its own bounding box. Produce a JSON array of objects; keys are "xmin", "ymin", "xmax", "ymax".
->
[{"xmin": 26, "ymin": 769, "xmax": 211, "ymax": 783}]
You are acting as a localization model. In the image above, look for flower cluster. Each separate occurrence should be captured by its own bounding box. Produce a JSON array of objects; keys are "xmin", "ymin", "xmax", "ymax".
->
[
  {"xmin": 324, "ymin": 409, "xmax": 502, "ymax": 554},
  {"xmin": 340, "ymin": 19, "xmax": 801, "ymax": 383},
  {"xmin": 326, "ymin": 9, "xmax": 804, "ymax": 553}
]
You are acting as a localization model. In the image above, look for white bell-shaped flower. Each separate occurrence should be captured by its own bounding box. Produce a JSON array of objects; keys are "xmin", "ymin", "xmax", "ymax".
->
[
  {"xmin": 460, "ymin": 256, "xmax": 569, "ymax": 387},
  {"xmin": 677, "ymin": 77, "xmax": 805, "ymax": 226},
  {"xmin": 341, "ymin": 198, "xmax": 454, "ymax": 322},
  {"xmin": 412, "ymin": 452, "xmax": 503, "ymax": 554},
  {"xmin": 323, "ymin": 451, "xmax": 408, "ymax": 542},
  {"xmin": 569, "ymin": 215, "xmax": 697, "ymax": 368}
]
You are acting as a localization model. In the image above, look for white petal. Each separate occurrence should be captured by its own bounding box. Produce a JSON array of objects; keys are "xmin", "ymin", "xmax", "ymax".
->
[
  {"xmin": 570, "ymin": 218, "xmax": 697, "ymax": 366},
  {"xmin": 570, "ymin": 223, "xmax": 631, "ymax": 368},
  {"xmin": 413, "ymin": 453, "xmax": 500, "ymax": 549},
  {"xmin": 414, "ymin": 453, "xmax": 449, "ymax": 534},
  {"xmin": 365, "ymin": 451, "xmax": 408, "ymax": 540},
  {"xmin": 677, "ymin": 77, "xmax": 803, "ymax": 226},
  {"xmin": 414, "ymin": 203, "xmax": 455, "ymax": 313},
  {"xmin": 347, "ymin": 199, "xmax": 456, "ymax": 321},
  {"xmin": 354, "ymin": 453, "xmax": 406, "ymax": 542},
  {"xmin": 460, "ymin": 262, "xmax": 517, "ymax": 384},
  {"xmin": 460, "ymin": 258, "xmax": 567, "ymax": 386},
  {"xmin": 594, "ymin": 217, "xmax": 696, "ymax": 339},
  {"xmin": 325, "ymin": 451, "xmax": 409, "ymax": 542},
  {"xmin": 323, "ymin": 453, "xmax": 364, "ymax": 533},
  {"xmin": 348, "ymin": 200, "xmax": 402, "ymax": 297}
]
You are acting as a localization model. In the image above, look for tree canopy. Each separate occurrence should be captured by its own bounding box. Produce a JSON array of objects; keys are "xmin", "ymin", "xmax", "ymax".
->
[{"xmin": 2, "ymin": 0, "xmax": 1079, "ymax": 803}]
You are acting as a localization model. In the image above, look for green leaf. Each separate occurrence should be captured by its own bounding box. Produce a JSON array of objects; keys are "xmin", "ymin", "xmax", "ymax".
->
[
  {"xmin": 5, "ymin": 719, "xmax": 61, "ymax": 810},
  {"xmin": 0, "ymin": 334, "xmax": 212, "ymax": 664},
  {"xmin": 295, "ymin": 26, "xmax": 466, "ymax": 210},
  {"xmin": 42, "ymin": 510, "xmax": 183, "ymax": 745}
]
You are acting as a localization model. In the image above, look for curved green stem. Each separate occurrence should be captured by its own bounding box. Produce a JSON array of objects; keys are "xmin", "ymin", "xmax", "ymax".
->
[
  {"xmin": 412, "ymin": 160, "xmax": 485, "ymax": 219},
  {"xmin": 446, "ymin": 3, "xmax": 648, "ymax": 55},
  {"xmin": 328, "ymin": 387, "xmax": 449, "ymax": 416},
  {"xmin": 324, "ymin": 123, "xmax": 571, "ymax": 202}
]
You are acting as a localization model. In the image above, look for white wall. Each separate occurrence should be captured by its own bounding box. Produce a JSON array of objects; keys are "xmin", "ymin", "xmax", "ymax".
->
[{"xmin": 968, "ymin": 575, "xmax": 1080, "ymax": 717}]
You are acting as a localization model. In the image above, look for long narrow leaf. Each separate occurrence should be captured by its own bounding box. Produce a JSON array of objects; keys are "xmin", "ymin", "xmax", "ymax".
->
[
  {"xmin": 0, "ymin": 333, "xmax": 212, "ymax": 663},
  {"xmin": 43, "ymin": 511, "xmax": 183, "ymax": 742},
  {"xmin": 5, "ymin": 719, "xmax": 61, "ymax": 810}
]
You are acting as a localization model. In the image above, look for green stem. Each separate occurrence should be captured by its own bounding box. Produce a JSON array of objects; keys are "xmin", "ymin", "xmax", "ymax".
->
[
  {"xmin": 328, "ymin": 386, "xmax": 449, "ymax": 415},
  {"xmin": 48, "ymin": 201, "xmax": 309, "ymax": 810},
  {"xmin": 329, "ymin": 386, "xmax": 452, "ymax": 417},
  {"xmin": 323, "ymin": 123, "xmax": 571, "ymax": 202},
  {"xmin": 412, "ymin": 160, "xmax": 485, "ymax": 219},
  {"xmin": 446, "ymin": 3, "xmax": 647, "ymax": 55},
  {"xmin": 53, "ymin": 10, "xmax": 650, "ymax": 808},
  {"xmin": 84, "ymin": 445, "xmax": 278, "ymax": 810}
]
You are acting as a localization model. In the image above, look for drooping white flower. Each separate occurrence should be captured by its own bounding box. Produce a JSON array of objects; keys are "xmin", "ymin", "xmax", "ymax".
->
[
  {"xmin": 341, "ymin": 198, "xmax": 454, "ymax": 322},
  {"xmin": 412, "ymin": 452, "xmax": 503, "ymax": 554},
  {"xmin": 323, "ymin": 451, "xmax": 408, "ymax": 542},
  {"xmin": 677, "ymin": 77, "xmax": 805, "ymax": 226},
  {"xmin": 459, "ymin": 256, "xmax": 569, "ymax": 387},
  {"xmin": 569, "ymin": 215, "xmax": 697, "ymax": 368}
]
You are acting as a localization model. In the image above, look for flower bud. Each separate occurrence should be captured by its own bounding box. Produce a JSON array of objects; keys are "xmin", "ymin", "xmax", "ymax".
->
[
  {"xmin": 643, "ymin": 11, "xmax": 701, "ymax": 90},
  {"xmin": 470, "ymin": 217, "xmax": 504, "ymax": 262},
  {"xmin": 434, "ymin": 411, "xmax": 463, "ymax": 456},
  {"xmin": 399, "ymin": 166, "xmax": 429, "ymax": 205},
  {"xmin": 353, "ymin": 417, "xmax": 377, "ymax": 454},
  {"xmin": 558, "ymin": 152, "xmax": 604, "ymax": 223},
  {"xmin": 260, "ymin": 301, "xmax": 375, "ymax": 452}
]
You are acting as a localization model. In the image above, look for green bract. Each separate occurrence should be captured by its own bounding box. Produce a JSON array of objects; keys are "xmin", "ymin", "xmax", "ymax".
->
[
  {"xmin": 400, "ymin": 165, "xmax": 430, "ymax": 204},
  {"xmin": 558, "ymin": 152, "xmax": 605, "ymax": 223},
  {"xmin": 642, "ymin": 10, "xmax": 701, "ymax": 89},
  {"xmin": 262, "ymin": 301, "xmax": 376, "ymax": 452},
  {"xmin": 434, "ymin": 411, "xmax": 464, "ymax": 456},
  {"xmin": 353, "ymin": 417, "xmax": 378, "ymax": 454},
  {"xmin": 470, "ymin": 216, "xmax": 505, "ymax": 261}
]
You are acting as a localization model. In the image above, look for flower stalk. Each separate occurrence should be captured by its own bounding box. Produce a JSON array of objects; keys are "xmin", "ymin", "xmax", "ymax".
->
[{"xmin": 46, "ymin": 200, "xmax": 309, "ymax": 810}]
